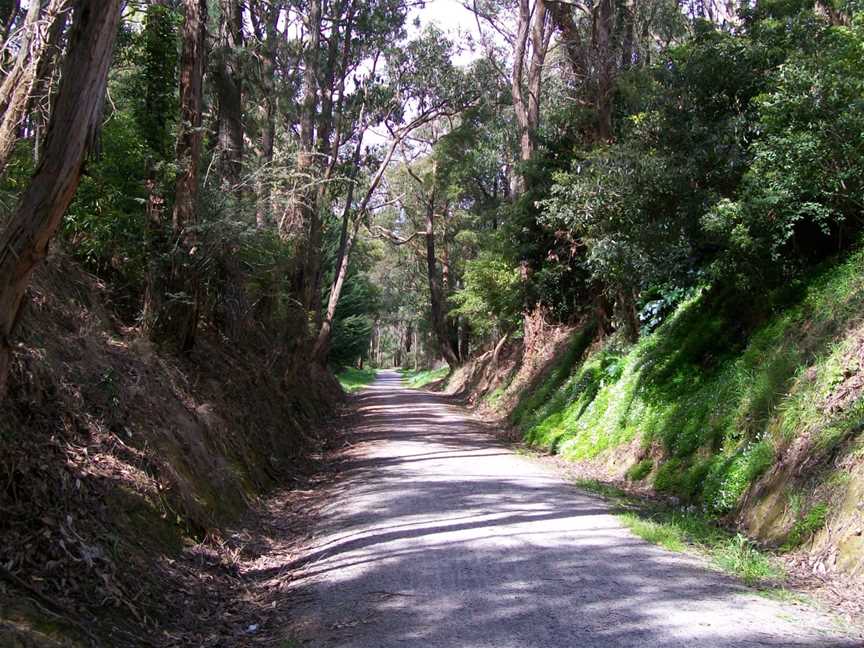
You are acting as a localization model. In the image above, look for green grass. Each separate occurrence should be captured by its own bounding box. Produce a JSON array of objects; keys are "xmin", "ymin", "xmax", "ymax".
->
[
  {"xmin": 401, "ymin": 366, "xmax": 450, "ymax": 389},
  {"xmin": 514, "ymin": 248, "xmax": 864, "ymax": 515},
  {"xmin": 336, "ymin": 367, "xmax": 377, "ymax": 393},
  {"xmin": 575, "ymin": 478, "xmax": 784, "ymax": 585},
  {"xmin": 625, "ymin": 458, "xmax": 653, "ymax": 481},
  {"xmin": 781, "ymin": 502, "xmax": 829, "ymax": 551}
]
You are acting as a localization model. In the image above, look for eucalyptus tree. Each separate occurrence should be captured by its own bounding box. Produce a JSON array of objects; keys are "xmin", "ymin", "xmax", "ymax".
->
[
  {"xmin": 247, "ymin": 0, "xmax": 284, "ymax": 229},
  {"xmin": 313, "ymin": 27, "xmax": 489, "ymax": 364},
  {"xmin": 0, "ymin": 0, "xmax": 124, "ymax": 396},
  {"xmin": 466, "ymin": 0, "xmax": 554, "ymax": 195},
  {"xmin": 0, "ymin": 0, "xmax": 69, "ymax": 176},
  {"xmin": 282, "ymin": 0, "xmax": 415, "ymax": 316},
  {"xmin": 212, "ymin": 0, "xmax": 245, "ymax": 189},
  {"xmin": 144, "ymin": 0, "xmax": 208, "ymax": 352}
]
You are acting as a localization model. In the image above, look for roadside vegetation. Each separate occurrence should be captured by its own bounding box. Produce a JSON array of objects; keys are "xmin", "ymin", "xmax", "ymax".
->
[
  {"xmin": 575, "ymin": 479, "xmax": 784, "ymax": 586},
  {"xmin": 401, "ymin": 366, "xmax": 450, "ymax": 390},
  {"xmin": 2, "ymin": 0, "xmax": 864, "ymax": 642},
  {"xmin": 518, "ymin": 250, "xmax": 864, "ymax": 516},
  {"xmin": 337, "ymin": 367, "xmax": 378, "ymax": 393}
]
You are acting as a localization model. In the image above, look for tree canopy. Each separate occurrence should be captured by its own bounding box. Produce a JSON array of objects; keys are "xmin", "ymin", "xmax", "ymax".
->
[{"xmin": 0, "ymin": 0, "xmax": 862, "ymax": 378}]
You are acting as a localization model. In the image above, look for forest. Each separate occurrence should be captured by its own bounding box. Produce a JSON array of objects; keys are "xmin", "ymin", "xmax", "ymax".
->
[
  {"xmin": 1, "ymin": 0, "xmax": 861, "ymax": 380},
  {"xmin": 1, "ymin": 0, "xmax": 864, "ymax": 645}
]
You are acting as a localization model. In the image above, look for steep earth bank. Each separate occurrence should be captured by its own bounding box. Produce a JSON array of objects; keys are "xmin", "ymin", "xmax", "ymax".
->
[
  {"xmin": 445, "ymin": 252, "xmax": 864, "ymax": 619},
  {"xmin": 0, "ymin": 251, "xmax": 342, "ymax": 646}
]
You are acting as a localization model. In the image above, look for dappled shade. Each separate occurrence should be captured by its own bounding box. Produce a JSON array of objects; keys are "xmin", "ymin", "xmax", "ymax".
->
[{"xmin": 283, "ymin": 372, "xmax": 853, "ymax": 647}]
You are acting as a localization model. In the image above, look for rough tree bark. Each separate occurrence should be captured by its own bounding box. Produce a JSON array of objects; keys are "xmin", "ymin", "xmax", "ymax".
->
[
  {"xmin": 424, "ymin": 192, "xmax": 460, "ymax": 368},
  {"xmin": 0, "ymin": 0, "xmax": 123, "ymax": 397},
  {"xmin": 595, "ymin": 0, "xmax": 615, "ymax": 142},
  {"xmin": 150, "ymin": 0, "xmax": 208, "ymax": 353},
  {"xmin": 285, "ymin": 0, "xmax": 321, "ymax": 309},
  {"xmin": 550, "ymin": 0, "xmax": 619, "ymax": 142},
  {"xmin": 510, "ymin": 0, "xmax": 551, "ymax": 196},
  {"xmin": 214, "ymin": 0, "xmax": 244, "ymax": 189},
  {"xmin": 0, "ymin": 0, "xmax": 68, "ymax": 177},
  {"xmin": 250, "ymin": 0, "xmax": 281, "ymax": 228}
]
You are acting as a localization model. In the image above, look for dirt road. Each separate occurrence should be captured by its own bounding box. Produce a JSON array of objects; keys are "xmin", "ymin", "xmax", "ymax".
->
[{"xmin": 287, "ymin": 371, "xmax": 857, "ymax": 647}]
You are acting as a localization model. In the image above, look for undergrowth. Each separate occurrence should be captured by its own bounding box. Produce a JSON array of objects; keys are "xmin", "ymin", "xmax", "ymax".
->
[
  {"xmin": 401, "ymin": 366, "xmax": 450, "ymax": 389},
  {"xmin": 516, "ymin": 248, "xmax": 864, "ymax": 515},
  {"xmin": 336, "ymin": 367, "xmax": 378, "ymax": 393},
  {"xmin": 576, "ymin": 480, "xmax": 784, "ymax": 586}
]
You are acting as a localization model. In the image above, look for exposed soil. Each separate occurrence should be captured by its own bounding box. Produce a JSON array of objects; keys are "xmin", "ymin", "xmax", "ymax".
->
[{"xmin": 0, "ymin": 252, "xmax": 342, "ymax": 646}]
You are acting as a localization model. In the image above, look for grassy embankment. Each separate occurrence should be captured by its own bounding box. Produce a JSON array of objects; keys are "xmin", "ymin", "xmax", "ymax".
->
[
  {"xmin": 573, "ymin": 479, "xmax": 783, "ymax": 586},
  {"xmin": 336, "ymin": 367, "xmax": 378, "ymax": 393},
  {"xmin": 401, "ymin": 366, "xmax": 450, "ymax": 389},
  {"xmin": 508, "ymin": 248, "xmax": 864, "ymax": 581}
]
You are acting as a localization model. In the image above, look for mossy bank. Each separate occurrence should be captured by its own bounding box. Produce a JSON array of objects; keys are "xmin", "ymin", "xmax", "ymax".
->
[{"xmin": 452, "ymin": 249, "xmax": 864, "ymax": 581}]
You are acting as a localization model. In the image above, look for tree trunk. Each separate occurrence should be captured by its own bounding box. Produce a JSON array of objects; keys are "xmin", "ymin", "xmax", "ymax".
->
[
  {"xmin": 214, "ymin": 0, "xmax": 243, "ymax": 189},
  {"xmin": 0, "ymin": 0, "xmax": 68, "ymax": 177},
  {"xmin": 510, "ymin": 0, "xmax": 531, "ymax": 196},
  {"xmin": 617, "ymin": 288, "xmax": 640, "ymax": 343},
  {"xmin": 550, "ymin": 2, "xmax": 587, "ymax": 82},
  {"xmin": 458, "ymin": 318, "xmax": 470, "ymax": 363},
  {"xmin": 0, "ymin": 0, "xmax": 123, "ymax": 397},
  {"xmin": 250, "ymin": 0, "xmax": 281, "ymax": 229},
  {"xmin": 150, "ymin": 0, "xmax": 208, "ymax": 353},
  {"xmin": 595, "ymin": 0, "xmax": 615, "ymax": 142},
  {"xmin": 424, "ymin": 198, "xmax": 459, "ymax": 368},
  {"xmin": 28, "ymin": 4, "xmax": 70, "ymax": 164},
  {"xmin": 286, "ymin": 0, "xmax": 321, "ymax": 307},
  {"xmin": 312, "ymin": 211, "xmax": 361, "ymax": 364},
  {"xmin": 312, "ymin": 125, "xmax": 401, "ymax": 365},
  {"xmin": 254, "ymin": 5, "xmax": 277, "ymax": 228},
  {"xmin": 509, "ymin": 0, "xmax": 550, "ymax": 196}
]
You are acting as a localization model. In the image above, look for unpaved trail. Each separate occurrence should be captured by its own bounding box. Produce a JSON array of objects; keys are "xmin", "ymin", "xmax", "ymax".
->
[{"xmin": 287, "ymin": 371, "xmax": 857, "ymax": 647}]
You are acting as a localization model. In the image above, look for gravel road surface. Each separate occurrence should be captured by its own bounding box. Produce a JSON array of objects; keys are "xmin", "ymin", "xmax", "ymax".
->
[{"xmin": 289, "ymin": 370, "xmax": 858, "ymax": 647}]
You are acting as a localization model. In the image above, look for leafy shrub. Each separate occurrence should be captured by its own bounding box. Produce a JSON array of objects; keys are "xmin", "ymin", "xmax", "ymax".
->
[
  {"xmin": 704, "ymin": 18, "xmax": 864, "ymax": 282},
  {"xmin": 450, "ymin": 252, "xmax": 523, "ymax": 337},
  {"xmin": 782, "ymin": 502, "xmax": 828, "ymax": 551},
  {"xmin": 703, "ymin": 441, "xmax": 774, "ymax": 514},
  {"xmin": 626, "ymin": 459, "xmax": 653, "ymax": 481}
]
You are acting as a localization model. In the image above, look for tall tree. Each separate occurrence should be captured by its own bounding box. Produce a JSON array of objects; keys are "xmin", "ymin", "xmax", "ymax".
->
[
  {"xmin": 148, "ymin": 0, "xmax": 208, "ymax": 352},
  {"xmin": 511, "ymin": 0, "xmax": 552, "ymax": 191},
  {"xmin": 0, "ymin": 0, "xmax": 124, "ymax": 397},
  {"xmin": 213, "ymin": 0, "xmax": 245, "ymax": 189},
  {"xmin": 249, "ymin": 0, "xmax": 282, "ymax": 229},
  {"xmin": 0, "ymin": 0, "xmax": 69, "ymax": 176}
]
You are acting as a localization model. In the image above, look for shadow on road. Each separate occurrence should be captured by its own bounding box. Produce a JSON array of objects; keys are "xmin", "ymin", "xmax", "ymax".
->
[{"xmin": 269, "ymin": 371, "xmax": 856, "ymax": 648}]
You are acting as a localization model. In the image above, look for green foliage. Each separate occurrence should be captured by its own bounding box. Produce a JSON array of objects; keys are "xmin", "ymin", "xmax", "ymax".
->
[
  {"xmin": 782, "ymin": 502, "xmax": 829, "ymax": 551},
  {"xmin": 336, "ymin": 367, "xmax": 378, "ymax": 393},
  {"xmin": 625, "ymin": 459, "xmax": 653, "ymax": 482},
  {"xmin": 63, "ymin": 113, "xmax": 150, "ymax": 311},
  {"xmin": 619, "ymin": 511, "xmax": 784, "ymax": 585},
  {"xmin": 329, "ymin": 274, "xmax": 380, "ymax": 368},
  {"xmin": 514, "ymin": 247, "xmax": 864, "ymax": 512},
  {"xmin": 702, "ymin": 442, "xmax": 774, "ymax": 514},
  {"xmin": 705, "ymin": 17, "xmax": 864, "ymax": 283},
  {"xmin": 401, "ymin": 366, "xmax": 449, "ymax": 389},
  {"xmin": 60, "ymin": 6, "xmax": 181, "ymax": 316},
  {"xmin": 450, "ymin": 253, "xmax": 523, "ymax": 337},
  {"xmin": 511, "ymin": 325, "xmax": 596, "ymax": 433},
  {"xmin": 131, "ymin": 5, "xmax": 181, "ymax": 158},
  {"xmin": 540, "ymin": 26, "xmax": 768, "ymax": 302}
]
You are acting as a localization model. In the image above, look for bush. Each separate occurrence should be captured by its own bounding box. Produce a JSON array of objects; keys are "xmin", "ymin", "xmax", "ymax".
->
[
  {"xmin": 703, "ymin": 441, "xmax": 774, "ymax": 514},
  {"xmin": 626, "ymin": 459, "xmax": 653, "ymax": 481},
  {"xmin": 703, "ymin": 18, "xmax": 864, "ymax": 283}
]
